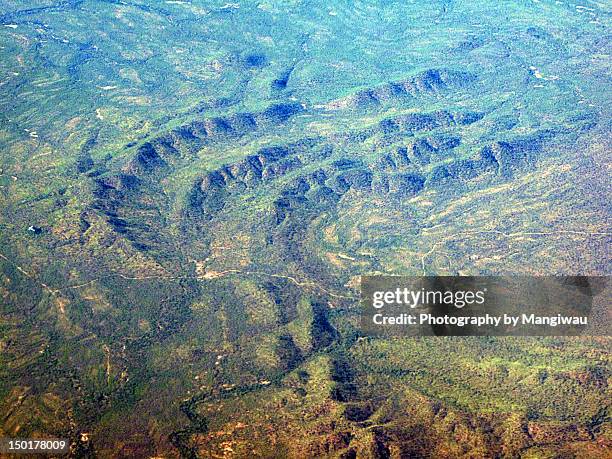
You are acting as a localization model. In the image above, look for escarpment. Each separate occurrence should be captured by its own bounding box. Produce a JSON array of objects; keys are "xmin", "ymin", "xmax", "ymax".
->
[
  {"xmin": 182, "ymin": 109, "xmax": 555, "ymax": 232},
  {"xmin": 182, "ymin": 143, "xmax": 561, "ymax": 284},
  {"xmin": 327, "ymin": 68, "xmax": 477, "ymax": 110},
  {"xmin": 84, "ymin": 64, "xmax": 562, "ymax": 263},
  {"xmin": 119, "ymin": 68, "xmax": 479, "ymax": 184},
  {"xmin": 87, "ymin": 108, "xmax": 556, "ymax": 263},
  {"xmin": 123, "ymin": 102, "xmax": 305, "ymax": 177}
]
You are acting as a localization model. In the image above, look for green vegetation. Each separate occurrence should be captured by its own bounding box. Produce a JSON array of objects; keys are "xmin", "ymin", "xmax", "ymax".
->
[{"xmin": 0, "ymin": 0, "xmax": 610, "ymax": 457}]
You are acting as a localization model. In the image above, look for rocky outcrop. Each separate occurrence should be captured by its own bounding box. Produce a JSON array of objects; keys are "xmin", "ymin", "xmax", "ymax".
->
[
  {"xmin": 258, "ymin": 102, "xmax": 304, "ymax": 125},
  {"xmin": 425, "ymin": 130, "xmax": 554, "ymax": 188},
  {"xmin": 185, "ymin": 140, "xmax": 319, "ymax": 222},
  {"xmin": 310, "ymin": 301, "xmax": 338, "ymax": 351},
  {"xmin": 183, "ymin": 108, "xmax": 543, "ymax": 228},
  {"xmin": 123, "ymin": 102, "xmax": 305, "ymax": 178},
  {"xmin": 337, "ymin": 169, "xmax": 373, "ymax": 191},
  {"xmin": 330, "ymin": 356, "xmax": 357, "ymax": 403},
  {"xmin": 75, "ymin": 134, "xmax": 97, "ymax": 174},
  {"xmin": 372, "ymin": 172, "xmax": 426, "ymax": 196},
  {"xmin": 124, "ymin": 142, "xmax": 167, "ymax": 175},
  {"xmin": 327, "ymin": 68, "xmax": 477, "ymax": 110},
  {"xmin": 275, "ymin": 334, "xmax": 303, "ymax": 372},
  {"xmin": 491, "ymin": 131, "xmax": 554, "ymax": 176},
  {"xmin": 92, "ymin": 173, "xmax": 140, "ymax": 202},
  {"xmin": 388, "ymin": 172, "xmax": 426, "ymax": 196},
  {"xmin": 272, "ymin": 66, "xmax": 295, "ymax": 91},
  {"xmin": 242, "ymin": 53, "xmax": 267, "ymax": 68},
  {"xmin": 378, "ymin": 110, "xmax": 483, "ymax": 136}
]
